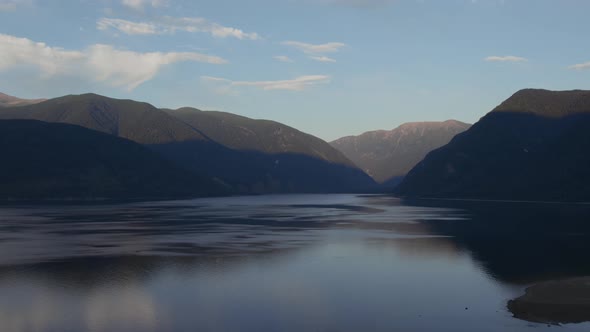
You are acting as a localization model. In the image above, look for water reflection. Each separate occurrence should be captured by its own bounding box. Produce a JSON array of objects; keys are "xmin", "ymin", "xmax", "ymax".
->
[
  {"xmin": 0, "ymin": 194, "xmax": 589, "ymax": 331},
  {"xmin": 406, "ymin": 199, "xmax": 590, "ymax": 284}
]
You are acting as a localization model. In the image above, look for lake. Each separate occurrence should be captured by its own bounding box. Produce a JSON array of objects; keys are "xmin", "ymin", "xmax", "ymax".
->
[{"xmin": 1, "ymin": 194, "xmax": 589, "ymax": 332}]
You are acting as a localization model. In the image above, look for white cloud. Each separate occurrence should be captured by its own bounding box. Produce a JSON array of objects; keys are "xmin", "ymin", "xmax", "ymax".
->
[
  {"xmin": 282, "ymin": 41, "xmax": 346, "ymax": 54},
  {"xmin": 273, "ymin": 55, "xmax": 294, "ymax": 63},
  {"xmin": 87, "ymin": 45, "xmax": 227, "ymax": 90},
  {"xmin": 0, "ymin": 34, "xmax": 85, "ymax": 76},
  {"xmin": 210, "ymin": 26, "xmax": 259, "ymax": 40},
  {"xmin": 484, "ymin": 55, "xmax": 528, "ymax": 62},
  {"xmin": 310, "ymin": 56, "xmax": 336, "ymax": 63},
  {"xmin": 97, "ymin": 16, "xmax": 261, "ymax": 40},
  {"xmin": 121, "ymin": 0, "xmax": 168, "ymax": 10},
  {"xmin": 0, "ymin": 33, "xmax": 227, "ymax": 91},
  {"xmin": 568, "ymin": 62, "xmax": 590, "ymax": 70},
  {"xmin": 202, "ymin": 75, "xmax": 330, "ymax": 91}
]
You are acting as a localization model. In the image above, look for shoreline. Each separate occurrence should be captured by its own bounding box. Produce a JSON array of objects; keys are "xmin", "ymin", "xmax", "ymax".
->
[{"xmin": 508, "ymin": 277, "xmax": 590, "ymax": 324}]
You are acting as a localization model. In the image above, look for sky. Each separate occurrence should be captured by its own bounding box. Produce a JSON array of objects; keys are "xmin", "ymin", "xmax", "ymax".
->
[{"xmin": 0, "ymin": 0, "xmax": 589, "ymax": 141}]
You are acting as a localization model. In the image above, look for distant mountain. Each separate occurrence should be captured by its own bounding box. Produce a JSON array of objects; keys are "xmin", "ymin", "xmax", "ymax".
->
[
  {"xmin": 331, "ymin": 120, "xmax": 470, "ymax": 184},
  {"xmin": 396, "ymin": 89, "xmax": 590, "ymax": 201},
  {"xmin": 0, "ymin": 92, "xmax": 45, "ymax": 108},
  {"xmin": 0, "ymin": 93, "xmax": 375, "ymax": 194},
  {"xmin": 0, "ymin": 120, "xmax": 226, "ymax": 200}
]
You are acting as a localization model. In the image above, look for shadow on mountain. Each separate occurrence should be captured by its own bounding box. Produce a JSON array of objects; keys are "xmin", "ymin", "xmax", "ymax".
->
[
  {"xmin": 0, "ymin": 93, "xmax": 376, "ymax": 195},
  {"xmin": 397, "ymin": 111, "xmax": 590, "ymax": 201},
  {"xmin": 151, "ymin": 140, "xmax": 376, "ymax": 194},
  {"xmin": 0, "ymin": 120, "xmax": 227, "ymax": 200}
]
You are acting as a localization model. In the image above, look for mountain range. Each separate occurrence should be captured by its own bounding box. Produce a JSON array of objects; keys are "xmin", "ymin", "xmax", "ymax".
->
[
  {"xmin": 396, "ymin": 89, "xmax": 590, "ymax": 202},
  {"xmin": 0, "ymin": 93, "xmax": 375, "ymax": 196},
  {"xmin": 331, "ymin": 120, "xmax": 470, "ymax": 186},
  {"xmin": 3, "ymin": 88, "xmax": 590, "ymax": 201},
  {"xmin": 0, "ymin": 119, "xmax": 226, "ymax": 200},
  {"xmin": 0, "ymin": 92, "xmax": 45, "ymax": 108}
]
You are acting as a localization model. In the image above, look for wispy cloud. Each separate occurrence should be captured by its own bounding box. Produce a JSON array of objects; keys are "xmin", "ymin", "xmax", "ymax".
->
[
  {"xmin": 97, "ymin": 17, "xmax": 261, "ymax": 40},
  {"xmin": 273, "ymin": 55, "xmax": 294, "ymax": 63},
  {"xmin": 0, "ymin": 33, "xmax": 227, "ymax": 91},
  {"xmin": 484, "ymin": 55, "xmax": 528, "ymax": 62},
  {"xmin": 282, "ymin": 41, "xmax": 346, "ymax": 54},
  {"xmin": 97, "ymin": 18, "xmax": 157, "ymax": 35},
  {"xmin": 121, "ymin": 0, "xmax": 169, "ymax": 10},
  {"xmin": 201, "ymin": 75, "xmax": 330, "ymax": 91},
  {"xmin": 310, "ymin": 56, "xmax": 336, "ymax": 63},
  {"xmin": 88, "ymin": 45, "xmax": 226, "ymax": 90},
  {"xmin": 568, "ymin": 62, "xmax": 590, "ymax": 70}
]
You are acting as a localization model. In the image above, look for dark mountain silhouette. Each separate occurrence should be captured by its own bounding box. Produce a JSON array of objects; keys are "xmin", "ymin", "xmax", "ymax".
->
[
  {"xmin": 0, "ymin": 92, "xmax": 45, "ymax": 108},
  {"xmin": 331, "ymin": 120, "xmax": 470, "ymax": 184},
  {"xmin": 0, "ymin": 93, "xmax": 375, "ymax": 194},
  {"xmin": 396, "ymin": 89, "xmax": 590, "ymax": 201},
  {"xmin": 0, "ymin": 120, "xmax": 227, "ymax": 200}
]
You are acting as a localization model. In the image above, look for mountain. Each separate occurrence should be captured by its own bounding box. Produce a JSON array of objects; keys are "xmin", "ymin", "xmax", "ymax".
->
[
  {"xmin": 0, "ymin": 93, "xmax": 207, "ymax": 144},
  {"xmin": 157, "ymin": 107, "xmax": 375, "ymax": 193},
  {"xmin": 0, "ymin": 120, "xmax": 226, "ymax": 200},
  {"xmin": 331, "ymin": 121, "xmax": 470, "ymax": 184},
  {"xmin": 396, "ymin": 89, "xmax": 590, "ymax": 201},
  {"xmin": 165, "ymin": 108, "xmax": 356, "ymax": 167},
  {"xmin": 0, "ymin": 93, "xmax": 375, "ymax": 194},
  {"xmin": 0, "ymin": 92, "xmax": 45, "ymax": 108}
]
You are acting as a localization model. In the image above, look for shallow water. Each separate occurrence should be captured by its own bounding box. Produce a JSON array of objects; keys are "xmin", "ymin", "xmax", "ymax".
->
[{"xmin": 0, "ymin": 194, "xmax": 589, "ymax": 332}]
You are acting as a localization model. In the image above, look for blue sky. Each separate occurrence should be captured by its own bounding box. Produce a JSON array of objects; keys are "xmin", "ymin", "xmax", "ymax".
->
[{"xmin": 0, "ymin": 0, "xmax": 589, "ymax": 140}]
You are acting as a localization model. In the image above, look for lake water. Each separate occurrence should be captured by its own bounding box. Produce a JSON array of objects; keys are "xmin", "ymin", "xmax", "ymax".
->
[{"xmin": 1, "ymin": 194, "xmax": 590, "ymax": 332}]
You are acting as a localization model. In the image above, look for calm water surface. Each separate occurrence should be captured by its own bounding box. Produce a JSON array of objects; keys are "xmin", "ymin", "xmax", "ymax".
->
[{"xmin": 1, "ymin": 194, "xmax": 590, "ymax": 332}]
